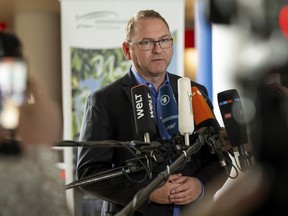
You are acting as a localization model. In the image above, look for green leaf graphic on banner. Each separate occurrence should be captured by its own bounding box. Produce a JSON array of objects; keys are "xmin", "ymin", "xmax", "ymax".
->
[{"xmin": 70, "ymin": 47, "xmax": 131, "ymax": 139}]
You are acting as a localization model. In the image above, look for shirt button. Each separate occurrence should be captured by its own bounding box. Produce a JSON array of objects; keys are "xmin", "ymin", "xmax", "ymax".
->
[{"xmin": 167, "ymin": 206, "xmax": 173, "ymax": 211}]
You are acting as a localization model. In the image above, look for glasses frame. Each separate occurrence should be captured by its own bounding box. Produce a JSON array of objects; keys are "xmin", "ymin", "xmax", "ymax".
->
[{"xmin": 128, "ymin": 37, "xmax": 173, "ymax": 51}]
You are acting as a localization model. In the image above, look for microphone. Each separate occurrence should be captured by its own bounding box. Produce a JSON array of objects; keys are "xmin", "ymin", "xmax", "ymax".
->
[
  {"xmin": 217, "ymin": 89, "xmax": 248, "ymax": 147},
  {"xmin": 158, "ymin": 84, "xmax": 178, "ymax": 137},
  {"xmin": 192, "ymin": 86, "xmax": 220, "ymax": 131},
  {"xmin": 192, "ymin": 86, "xmax": 230, "ymax": 170},
  {"xmin": 131, "ymin": 84, "xmax": 156, "ymax": 143},
  {"xmin": 217, "ymin": 89, "xmax": 250, "ymax": 171},
  {"xmin": 178, "ymin": 77, "xmax": 194, "ymax": 146}
]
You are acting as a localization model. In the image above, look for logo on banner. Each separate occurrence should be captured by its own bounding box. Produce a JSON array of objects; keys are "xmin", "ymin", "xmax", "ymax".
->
[{"xmin": 76, "ymin": 11, "xmax": 127, "ymax": 29}]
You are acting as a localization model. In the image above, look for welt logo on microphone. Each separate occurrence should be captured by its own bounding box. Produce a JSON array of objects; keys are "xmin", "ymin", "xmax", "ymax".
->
[{"xmin": 133, "ymin": 92, "xmax": 154, "ymax": 119}]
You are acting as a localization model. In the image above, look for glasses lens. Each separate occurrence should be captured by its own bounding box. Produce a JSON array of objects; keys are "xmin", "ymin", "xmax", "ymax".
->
[
  {"xmin": 140, "ymin": 41, "xmax": 153, "ymax": 50},
  {"xmin": 136, "ymin": 38, "xmax": 173, "ymax": 50},
  {"xmin": 160, "ymin": 38, "xmax": 173, "ymax": 49}
]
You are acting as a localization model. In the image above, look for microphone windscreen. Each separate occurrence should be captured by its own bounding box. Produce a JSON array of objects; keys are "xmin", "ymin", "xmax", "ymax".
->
[
  {"xmin": 192, "ymin": 86, "xmax": 214, "ymax": 125},
  {"xmin": 217, "ymin": 89, "xmax": 248, "ymax": 147},
  {"xmin": 192, "ymin": 86, "xmax": 220, "ymax": 131},
  {"xmin": 198, "ymin": 89, "xmax": 214, "ymax": 111},
  {"xmin": 158, "ymin": 84, "xmax": 178, "ymax": 136},
  {"xmin": 131, "ymin": 84, "xmax": 156, "ymax": 137},
  {"xmin": 178, "ymin": 77, "xmax": 194, "ymax": 135}
]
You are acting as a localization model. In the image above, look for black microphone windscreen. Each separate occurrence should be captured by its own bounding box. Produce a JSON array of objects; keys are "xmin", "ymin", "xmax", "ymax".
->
[
  {"xmin": 217, "ymin": 89, "xmax": 248, "ymax": 147},
  {"xmin": 131, "ymin": 84, "xmax": 156, "ymax": 137}
]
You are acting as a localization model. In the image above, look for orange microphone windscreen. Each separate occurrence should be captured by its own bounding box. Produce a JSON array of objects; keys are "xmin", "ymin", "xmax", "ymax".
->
[{"xmin": 192, "ymin": 86, "xmax": 214, "ymax": 126}]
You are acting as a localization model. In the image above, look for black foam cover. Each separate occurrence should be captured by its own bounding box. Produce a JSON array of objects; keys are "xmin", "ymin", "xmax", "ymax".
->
[
  {"xmin": 217, "ymin": 89, "xmax": 248, "ymax": 147},
  {"xmin": 131, "ymin": 84, "xmax": 156, "ymax": 137}
]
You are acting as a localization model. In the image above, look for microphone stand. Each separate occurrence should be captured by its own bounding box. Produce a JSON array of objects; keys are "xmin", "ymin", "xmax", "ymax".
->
[
  {"xmin": 197, "ymin": 127, "xmax": 231, "ymax": 174},
  {"xmin": 237, "ymin": 145, "xmax": 253, "ymax": 172},
  {"xmin": 56, "ymin": 140, "xmax": 162, "ymax": 150},
  {"xmin": 65, "ymin": 162, "xmax": 146, "ymax": 190},
  {"xmin": 55, "ymin": 140, "xmax": 163, "ymax": 189},
  {"xmin": 115, "ymin": 139, "xmax": 203, "ymax": 216},
  {"xmin": 56, "ymin": 140, "xmax": 163, "ymax": 154}
]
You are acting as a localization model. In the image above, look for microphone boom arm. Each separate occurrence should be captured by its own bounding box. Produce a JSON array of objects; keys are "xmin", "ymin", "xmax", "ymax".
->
[
  {"xmin": 56, "ymin": 140, "xmax": 162, "ymax": 150},
  {"xmin": 65, "ymin": 163, "xmax": 146, "ymax": 190}
]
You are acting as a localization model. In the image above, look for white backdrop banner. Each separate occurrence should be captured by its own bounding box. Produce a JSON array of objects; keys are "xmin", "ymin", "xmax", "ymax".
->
[
  {"xmin": 60, "ymin": 0, "xmax": 185, "ymax": 140},
  {"xmin": 60, "ymin": 1, "xmax": 184, "ymax": 212}
]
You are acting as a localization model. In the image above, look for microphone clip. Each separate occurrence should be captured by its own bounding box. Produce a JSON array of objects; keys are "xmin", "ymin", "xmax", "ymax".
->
[
  {"xmin": 196, "ymin": 127, "xmax": 220, "ymax": 149},
  {"xmin": 196, "ymin": 127, "xmax": 229, "ymax": 169}
]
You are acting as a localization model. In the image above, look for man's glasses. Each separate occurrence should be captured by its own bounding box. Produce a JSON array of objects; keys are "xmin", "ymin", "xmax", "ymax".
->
[{"xmin": 129, "ymin": 38, "xmax": 173, "ymax": 51}]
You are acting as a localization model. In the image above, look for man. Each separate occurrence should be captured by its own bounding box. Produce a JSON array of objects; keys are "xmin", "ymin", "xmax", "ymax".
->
[{"xmin": 77, "ymin": 9, "xmax": 230, "ymax": 216}]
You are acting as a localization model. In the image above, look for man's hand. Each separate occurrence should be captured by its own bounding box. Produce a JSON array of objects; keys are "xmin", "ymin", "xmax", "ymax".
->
[
  {"xmin": 149, "ymin": 173, "xmax": 203, "ymax": 205},
  {"xmin": 18, "ymin": 78, "xmax": 61, "ymax": 151},
  {"xmin": 169, "ymin": 176, "xmax": 203, "ymax": 205},
  {"xmin": 219, "ymin": 127, "xmax": 233, "ymax": 152},
  {"xmin": 149, "ymin": 174, "xmax": 182, "ymax": 204}
]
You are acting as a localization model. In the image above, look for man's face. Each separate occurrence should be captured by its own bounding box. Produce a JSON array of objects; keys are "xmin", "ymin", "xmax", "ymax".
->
[{"xmin": 124, "ymin": 18, "xmax": 174, "ymax": 78}]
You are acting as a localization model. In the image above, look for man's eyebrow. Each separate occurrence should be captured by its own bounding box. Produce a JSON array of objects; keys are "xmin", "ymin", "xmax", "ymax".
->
[{"xmin": 139, "ymin": 35, "xmax": 171, "ymax": 41}]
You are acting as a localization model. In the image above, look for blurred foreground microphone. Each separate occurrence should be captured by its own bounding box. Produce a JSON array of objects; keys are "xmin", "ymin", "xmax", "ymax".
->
[
  {"xmin": 158, "ymin": 84, "xmax": 178, "ymax": 137},
  {"xmin": 131, "ymin": 84, "xmax": 156, "ymax": 143},
  {"xmin": 192, "ymin": 86, "xmax": 230, "ymax": 170},
  {"xmin": 217, "ymin": 89, "xmax": 250, "ymax": 171},
  {"xmin": 178, "ymin": 77, "xmax": 194, "ymax": 146}
]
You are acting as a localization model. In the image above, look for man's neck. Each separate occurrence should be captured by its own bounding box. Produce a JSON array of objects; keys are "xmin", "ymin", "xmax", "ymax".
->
[{"xmin": 131, "ymin": 66, "xmax": 167, "ymax": 91}]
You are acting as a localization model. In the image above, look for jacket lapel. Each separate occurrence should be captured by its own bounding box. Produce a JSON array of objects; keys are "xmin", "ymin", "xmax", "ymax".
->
[
  {"xmin": 121, "ymin": 70, "xmax": 138, "ymax": 107},
  {"xmin": 168, "ymin": 73, "xmax": 180, "ymax": 103}
]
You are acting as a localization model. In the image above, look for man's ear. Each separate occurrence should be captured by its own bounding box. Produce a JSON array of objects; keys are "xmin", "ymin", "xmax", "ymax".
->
[{"xmin": 122, "ymin": 42, "xmax": 131, "ymax": 60}]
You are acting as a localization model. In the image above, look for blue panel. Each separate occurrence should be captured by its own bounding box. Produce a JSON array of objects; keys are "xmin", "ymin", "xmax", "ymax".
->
[{"xmin": 195, "ymin": 0, "xmax": 213, "ymax": 102}]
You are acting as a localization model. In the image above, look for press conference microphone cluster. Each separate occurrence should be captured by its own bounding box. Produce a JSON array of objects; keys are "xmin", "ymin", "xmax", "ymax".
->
[
  {"xmin": 218, "ymin": 89, "xmax": 252, "ymax": 172},
  {"xmin": 116, "ymin": 79, "xmax": 202, "ymax": 216}
]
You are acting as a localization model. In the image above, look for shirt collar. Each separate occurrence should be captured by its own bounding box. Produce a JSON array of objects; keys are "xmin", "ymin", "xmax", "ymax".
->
[{"xmin": 131, "ymin": 66, "xmax": 170, "ymax": 89}]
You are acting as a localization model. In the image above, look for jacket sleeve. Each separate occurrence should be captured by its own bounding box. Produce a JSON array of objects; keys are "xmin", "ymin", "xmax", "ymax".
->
[{"xmin": 76, "ymin": 91, "xmax": 150, "ymax": 214}]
